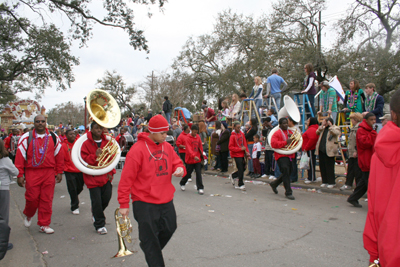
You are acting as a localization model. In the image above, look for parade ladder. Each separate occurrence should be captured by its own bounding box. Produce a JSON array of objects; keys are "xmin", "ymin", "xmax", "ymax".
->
[{"xmin": 239, "ymin": 99, "xmax": 263, "ymax": 128}]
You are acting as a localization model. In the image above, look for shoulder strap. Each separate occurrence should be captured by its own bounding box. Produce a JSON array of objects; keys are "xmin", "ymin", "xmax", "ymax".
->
[
  {"xmin": 27, "ymin": 131, "xmax": 33, "ymax": 150},
  {"xmin": 50, "ymin": 131, "xmax": 57, "ymax": 146},
  {"xmin": 27, "ymin": 131, "xmax": 57, "ymax": 150}
]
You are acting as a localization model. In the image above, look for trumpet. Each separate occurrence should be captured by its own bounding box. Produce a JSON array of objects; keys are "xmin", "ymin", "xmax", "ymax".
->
[
  {"xmin": 113, "ymin": 208, "xmax": 134, "ymax": 258},
  {"xmin": 282, "ymin": 130, "xmax": 302, "ymax": 151}
]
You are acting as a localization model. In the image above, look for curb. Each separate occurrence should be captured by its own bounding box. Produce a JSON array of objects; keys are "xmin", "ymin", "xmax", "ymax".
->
[{"xmin": 203, "ymin": 171, "xmax": 358, "ymax": 196}]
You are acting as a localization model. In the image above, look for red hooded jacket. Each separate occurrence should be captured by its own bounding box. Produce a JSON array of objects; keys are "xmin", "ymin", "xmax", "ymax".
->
[
  {"xmin": 62, "ymin": 139, "xmax": 80, "ymax": 173},
  {"xmin": 228, "ymin": 130, "xmax": 249, "ymax": 158},
  {"xmin": 81, "ymin": 132, "xmax": 115, "ymax": 189},
  {"xmin": 117, "ymin": 132, "xmax": 186, "ymax": 208},
  {"xmin": 302, "ymin": 124, "xmax": 319, "ymax": 151},
  {"xmin": 363, "ymin": 121, "xmax": 400, "ymax": 266},
  {"xmin": 271, "ymin": 128, "xmax": 296, "ymax": 161},
  {"xmin": 356, "ymin": 120, "xmax": 377, "ymax": 172},
  {"xmin": 176, "ymin": 132, "xmax": 188, "ymax": 154},
  {"xmin": 184, "ymin": 133, "xmax": 203, "ymax": 164}
]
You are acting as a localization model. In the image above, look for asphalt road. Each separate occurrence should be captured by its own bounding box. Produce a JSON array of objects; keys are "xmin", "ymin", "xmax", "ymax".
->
[{"xmin": 4, "ymin": 171, "xmax": 369, "ymax": 267}]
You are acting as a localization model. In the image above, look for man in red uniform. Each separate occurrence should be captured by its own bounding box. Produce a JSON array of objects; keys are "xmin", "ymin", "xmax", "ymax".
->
[
  {"xmin": 228, "ymin": 122, "xmax": 250, "ymax": 190},
  {"xmin": 4, "ymin": 128, "xmax": 19, "ymax": 163},
  {"xmin": 176, "ymin": 125, "xmax": 192, "ymax": 182},
  {"xmin": 269, "ymin": 118, "xmax": 296, "ymax": 200},
  {"xmin": 118, "ymin": 115, "xmax": 185, "ymax": 267},
  {"xmin": 15, "ymin": 115, "xmax": 64, "ymax": 234},
  {"xmin": 61, "ymin": 129, "xmax": 84, "ymax": 215},
  {"xmin": 347, "ymin": 112, "xmax": 377, "ymax": 207},
  {"xmin": 81, "ymin": 121, "xmax": 115, "ymax": 235},
  {"xmin": 363, "ymin": 89, "xmax": 400, "ymax": 266},
  {"xmin": 179, "ymin": 124, "xmax": 204, "ymax": 194}
]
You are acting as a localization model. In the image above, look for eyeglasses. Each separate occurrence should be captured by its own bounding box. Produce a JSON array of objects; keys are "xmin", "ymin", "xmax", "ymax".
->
[{"xmin": 35, "ymin": 120, "xmax": 46, "ymax": 123}]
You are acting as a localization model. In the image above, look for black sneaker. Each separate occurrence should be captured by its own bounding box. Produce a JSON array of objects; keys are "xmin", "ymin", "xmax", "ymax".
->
[
  {"xmin": 347, "ymin": 200, "xmax": 362, "ymax": 208},
  {"xmin": 270, "ymin": 184, "xmax": 278, "ymax": 194},
  {"xmin": 286, "ymin": 195, "xmax": 295, "ymax": 200},
  {"xmin": 7, "ymin": 243, "xmax": 13, "ymax": 250}
]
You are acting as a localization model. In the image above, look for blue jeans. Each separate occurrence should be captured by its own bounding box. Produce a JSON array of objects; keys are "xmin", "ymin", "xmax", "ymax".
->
[
  {"xmin": 247, "ymin": 144, "xmax": 254, "ymax": 172},
  {"xmin": 165, "ymin": 112, "xmax": 172, "ymax": 124},
  {"xmin": 254, "ymin": 99, "xmax": 262, "ymax": 118},
  {"xmin": 272, "ymin": 92, "xmax": 281, "ymax": 110}
]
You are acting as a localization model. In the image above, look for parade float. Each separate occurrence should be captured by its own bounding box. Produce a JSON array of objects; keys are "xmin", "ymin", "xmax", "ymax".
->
[{"xmin": 0, "ymin": 100, "xmax": 47, "ymax": 133}]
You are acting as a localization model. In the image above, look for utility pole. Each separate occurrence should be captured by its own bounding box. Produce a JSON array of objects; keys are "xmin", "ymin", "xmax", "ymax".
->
[{"xmin": 147, "ymin": 71, "xmax": 157, "ymax": 109}]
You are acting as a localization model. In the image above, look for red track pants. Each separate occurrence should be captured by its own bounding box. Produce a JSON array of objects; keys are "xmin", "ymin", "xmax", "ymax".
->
[{"xmin": 23, "ymin": 168, "xmax": 55, "ymax": 226}]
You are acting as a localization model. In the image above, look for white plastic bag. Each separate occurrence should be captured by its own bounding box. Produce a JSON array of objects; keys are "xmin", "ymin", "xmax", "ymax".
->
[{"xmin": 299, "ymin": 151, "xmax": 310, "ymax": 170}]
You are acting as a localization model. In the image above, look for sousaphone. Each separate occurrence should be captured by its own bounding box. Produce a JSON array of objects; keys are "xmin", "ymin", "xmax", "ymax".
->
[
  {"xmin": 71, "ymin": 89, "xmax": 121, "ymax": 175},
  {"xmin": 267, "ymin": 95, "xmax": 303, "ymax": 155}
]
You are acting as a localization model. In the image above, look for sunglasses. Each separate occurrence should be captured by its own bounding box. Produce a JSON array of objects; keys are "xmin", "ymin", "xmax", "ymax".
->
[{"xmin": 35, "ymin": 120, "xmax": 46, "ymax": 123}]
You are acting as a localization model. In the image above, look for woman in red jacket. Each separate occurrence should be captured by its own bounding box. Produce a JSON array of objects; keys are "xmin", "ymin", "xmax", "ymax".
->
[
  {"xmin": 179, "ymin": 124, "xmax": 204, "ymax": 194},
  {"xmin": 269, "ymin": 118, "xmax": 296, "ymax": 200},
  {"xmin": 302, "ymin": 117, "xmax": 319, "ymax": 184},
  {"xmin": 347, "ymin": 113, "xmax": 377, "ymax": 208},
  {"xmin": 228, "ymin": 122, "xmax": 250, "ymax": 190}
]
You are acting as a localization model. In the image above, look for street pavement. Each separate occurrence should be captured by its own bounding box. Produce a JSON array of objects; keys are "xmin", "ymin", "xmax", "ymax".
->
[{"xmin": 3, "ymin": 171, "xmax": 369, "ymax": 267}]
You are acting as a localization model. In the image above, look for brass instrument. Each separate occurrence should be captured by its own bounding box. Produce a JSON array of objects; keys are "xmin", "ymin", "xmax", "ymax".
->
[
  {"xmin": 113, "ymin": 208, "xmax": 134, "ymax": 258},
  {"xmin": 368, "ymin": 260, "xmax": 380, "ymax": 267},
  {"xmin": 71, "ymin": 89, "xmax": 122, "ymax": 176},
  {"xmin": 282, "ymin": 130, "xmax": 302, "ymax": 151}
]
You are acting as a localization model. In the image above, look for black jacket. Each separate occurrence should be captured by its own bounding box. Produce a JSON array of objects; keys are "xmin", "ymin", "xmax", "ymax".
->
[
  {"xmin": 145, "ymin": 113, "xmax": 153, "ymax": 122},
  {"xmin": 163, "ymin": 100, "xmax": 172, "ymax": 113},
  {"xmin": 217, "ymin": 129, "xmax": 231, "ymax": 152}
]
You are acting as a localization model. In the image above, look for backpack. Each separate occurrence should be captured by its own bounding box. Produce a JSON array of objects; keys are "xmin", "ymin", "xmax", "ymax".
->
[
  {"xmin": 168, "ymin": 101, "xmax": 173, "ymax": 111},
  {"xmin": 27, "ymin": 131, "xmax": 57, "ymax": 150}
]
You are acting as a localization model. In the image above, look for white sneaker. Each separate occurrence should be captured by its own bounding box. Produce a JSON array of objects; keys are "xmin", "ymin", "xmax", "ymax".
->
[
  {"xmin": 235, "ymin": 185, "xmax": 246, "ymax": 190},
  {"xmin": 340, "ymin": 185, "xmax": 352, "ymax": 191},
  {"xmin": 188, "ymin": 178, "xmax": 192, "ymax": 182},
  {"xmin": 72, "ymin": 208, "xmax": 80, "ymax": 215},
  {"xmin": 97, "ymin": 227, "xmax": 107, "ymax": 235},
  {"xmin": 269, "ymin": 176, "xmax": 276, "ymax": 180},
  {"xmin": 364, "ymin": 198, "xmax": 368, "ymax": 202},
  {"xmin": 320, "ymin": 183, "xmax": 327, "ymax": 188},
  {"xmin": 180, "ymin": 185, "xmax": 185, "ymax": 191},
  {"xmin": 194, "ymin": 185, "xmax": 197, "ymax": 190},
  {"xmin": 198, "ymin": 189, "xmax": 204, "ymax": 195},
  {"xmin": 39, "ymin": 226, "xmax": 54, "ymax": 234},
  {"xmin": 304, "ymin": 180, "xmax": 312, "ymax": 184},
  {"xmin": 229, "ymin": 174, "xmax": 235, "ymax": 186},
  {"xmin": 327, "ymin": 184, "xmax": 335, "ymax": 189},
  {"xmin": 261, "ymin": 174, "xmax": 267, "ymax": 178},
  {"xmin": 24, "ymin": 215, "xmax": 32, "ymax": 227}
]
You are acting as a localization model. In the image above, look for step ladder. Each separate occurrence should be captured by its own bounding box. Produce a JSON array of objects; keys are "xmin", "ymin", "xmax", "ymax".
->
[
  {"xmin": 293, "ymin": 93, "xmax": 314, "ymax": 133},
  {"xmin": 240, "ymin": 99, "xmax": 262, "ymax": 127}
]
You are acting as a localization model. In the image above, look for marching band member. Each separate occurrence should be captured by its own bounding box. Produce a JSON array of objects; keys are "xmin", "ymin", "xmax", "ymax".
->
[
  {"xmin": 81, "ymin": 121, "xmax": 115, "ymax": 235},
  {"xmin": 4, "ymin": 128, "xmax": 19, "ymax": 163},
  {"xmin": 269, "ymin": 118, "xmax": 296, "ymax": 200},
  {"xmin": 61, "ymin": 129, "xmax": 84, "ymax": 215},
  {"xmin": 118, "ymin": 115, "xmax": 185, "ymax": 267},
  {"xmin": 15, "ymin": 115, "xmax": 64, "ymax": 234}
]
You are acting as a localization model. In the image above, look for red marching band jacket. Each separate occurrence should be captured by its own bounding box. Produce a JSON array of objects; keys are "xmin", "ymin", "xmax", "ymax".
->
[
  {"xmin": 80, "ymin": 132, "xmax": 116, "ymax": 189},
  {"xmin": 176, "ymin": 132, "xmax": 188, "ymax": 154},
  {"xmin": 15, "ymin": 129, "xmax": 64, "ymax": 177},
  {"xmin": 271, "ymin": 128, "xmax": 295, "ymax": 161},
  {"xmin": 356, "ymin": 120, "xmax": 377, "ymax": 172},
  {"xmin": 61, "ymin": 139, "xmax": 80, "ymax": 173},
  {"xmin": 184, "ymin": 133, "xmax": 203, "ymax": 164},
  {"xmin": 302, "ymin": 124, "xmax": 319, "ymax": 151},
  {"xmin": 228, "ymin": 130, "xmax": 249, "ymax": 158}
]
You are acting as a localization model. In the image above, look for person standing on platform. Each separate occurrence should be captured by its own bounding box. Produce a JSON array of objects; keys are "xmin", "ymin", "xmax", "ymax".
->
[
  {"xmin": 15, "ymin": 115, "xmax": 64, "ymax": 234},
  {"xmin": 347, "ymin": 112, "xmax": 377, "ymax": 208},
  {"xmin": 363, "ymin": 89, "xmax": 400, "ymax": 266},
  {"xmin": 318, "ymin": 81, "xmax": 338, "ymax": 123},
  {"xmin": 229, "ymin": 122, "xmax": 250, "ymax": 190},
  {"xmin": 340, "ymin": 113, "xmax": 363, "ymax": 191},
  {"xmin": 301, "ymin": 63, "xmax": 317, "ymax": 118},
  {"xmin": 62, "ymin": 129, "xmax": 84, "ymax": 215},
  {"xmin": 265, "ymin": 68, "xmax": 288, "ymax": 110},
  {"xmin": 249, "ymin": 76, "xmax": 264, "ymax": 117},
  {"xmin": 269, "ymin": 118, "xmax": 296, "ymax": 200},
  {"xmin": 343, "ymin": 80, "xmax": 365, "ymax": 114},
  {"xmin": 117, "ymin": 115, "xmax": 185, "ymax": 267},
  {"xmin": 163, "ymin": 96, "xmax": 173, "ymax": 124},
  {"xmin": 362, "ymin": 83, "xmax": 384, "ymax": 132},
  {"xmin": 81, "ymin": 121, "xmax": 116, "ymax": 234}
]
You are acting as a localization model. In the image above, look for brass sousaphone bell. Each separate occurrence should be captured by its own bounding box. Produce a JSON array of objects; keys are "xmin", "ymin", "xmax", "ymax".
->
[{"xmin": 71, "ymin": 89, "xmax": 122, "ymax": 175}]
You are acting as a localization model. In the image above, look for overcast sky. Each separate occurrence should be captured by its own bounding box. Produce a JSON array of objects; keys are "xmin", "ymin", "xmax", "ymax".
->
[{"xmin": 17, "ymin": 0, "xmax": 350, "ymax": 110}]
